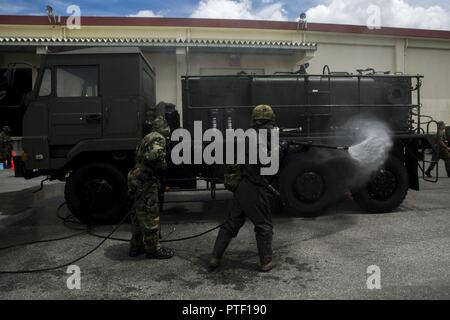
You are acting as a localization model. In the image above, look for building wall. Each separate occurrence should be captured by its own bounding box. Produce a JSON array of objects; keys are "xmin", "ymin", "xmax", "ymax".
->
[
  {"xmin": 144, "ymin": 52, "xmax": 177, "ymax": 105},
  {"xmin": 188, "ymin": 52, "xmax": 295, "ymax": 76},
  {"xmin": 308, "ymin": 43, "xmax": 395, "ymax": 74},
  {"xmin": 1, "ymin": 23, "xmax": 450, "ymax": 125},
  {"xmin": 405, "ymin": 47, "xmax": 450, "ymax": 124},
  {"xmin": 140, "ymin": 51, "xmax": 298, "ymax": 110}
]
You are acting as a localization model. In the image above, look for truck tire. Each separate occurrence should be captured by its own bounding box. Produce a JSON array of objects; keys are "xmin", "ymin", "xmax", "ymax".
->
[
  {"xmin": 279, "ymin": 152, "xmax": 341, "ymax": 216},
  {"xmin": 65, "ymin": 162, "xmax": 128, "ymax": 225},
  {"xmin": 352, "ymin": 157, "xmax": 409, "ymax": 213}
]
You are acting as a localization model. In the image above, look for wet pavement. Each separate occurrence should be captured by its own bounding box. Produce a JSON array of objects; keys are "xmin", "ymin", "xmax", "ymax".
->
[
  {"xmin": 0, "ymin": 174, "xmax": 449, "ymax": 299},
  {"xmin": 0, "ymin": 170, "xmax": 62, "ymax": 216}
]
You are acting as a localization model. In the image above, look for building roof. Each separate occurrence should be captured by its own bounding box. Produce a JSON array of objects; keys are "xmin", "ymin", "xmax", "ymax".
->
[
  {"xmin": 0, "ymin": 37, "xmax": 317, "ymax": 53},
  {"xmin": 1, "ymin": 15, "xmax": 450, "ymax": 40}
]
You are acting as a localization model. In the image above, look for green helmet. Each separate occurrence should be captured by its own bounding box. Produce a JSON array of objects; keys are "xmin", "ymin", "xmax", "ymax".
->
[
  {"xmin": 251, "ymin": 104, "xmax": 275, "ymax": 122},
  {"xmin": 151, "ymin": 102, "xmax": 170, "ymax": 137}
]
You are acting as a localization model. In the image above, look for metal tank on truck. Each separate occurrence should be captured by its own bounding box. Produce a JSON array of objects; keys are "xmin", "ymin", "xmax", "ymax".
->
[
  {"xmin": 179, "ymin": 65, "xmax": 433, "ymax": 216},
  {"xmin": 18, "ymin": 47, "xmax": 434, "ymax": 224}
]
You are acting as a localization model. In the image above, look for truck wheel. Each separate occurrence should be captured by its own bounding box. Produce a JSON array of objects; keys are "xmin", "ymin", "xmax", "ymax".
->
[
  {"xmin": 65, "ymin": 162, "xmax": 128, "ymax": 225},
  {"xmin": 352, "ymin": 157, "xmax": 409, "ymax": 213},
  {"xmin": 279, "ymin": 152, "xmax": 340, "ymax": 216}
]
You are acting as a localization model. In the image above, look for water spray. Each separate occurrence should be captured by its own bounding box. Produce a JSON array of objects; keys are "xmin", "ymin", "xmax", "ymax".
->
[{"xmin": 346, "ymin": 119, "xmax": 394, "ymax": 184}]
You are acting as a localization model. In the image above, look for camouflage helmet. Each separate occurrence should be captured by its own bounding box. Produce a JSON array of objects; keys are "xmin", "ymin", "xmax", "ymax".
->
[
  {"xmin": 251, "ymin": 104, "xmax": 275, "ymax": 122},
  {"xmin": 153, "ymin": 116, "xmax": 170, "ymax": 138},
  {"xmin": 150, "ymin": 102, "xmax": 170, "ymax": 137}
]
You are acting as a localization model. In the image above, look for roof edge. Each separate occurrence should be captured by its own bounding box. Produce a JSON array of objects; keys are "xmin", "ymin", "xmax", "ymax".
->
[{"xmin": 1, "ymin": 15, "xmax": 450, "ymax": 40}]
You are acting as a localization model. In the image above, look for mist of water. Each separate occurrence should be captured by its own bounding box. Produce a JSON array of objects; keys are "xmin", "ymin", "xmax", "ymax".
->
[{"xmin": 347, "ymin": 119, "xmax": 393, "ymax": 182}]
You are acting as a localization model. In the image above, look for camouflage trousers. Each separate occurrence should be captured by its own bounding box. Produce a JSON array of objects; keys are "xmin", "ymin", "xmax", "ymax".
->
[
  {"xmin": 220, "ymin": 177, "xmax": 274, "ymax": 261},
  {"xmin": 128, "ymin": 168, "xmax": 161, "ymax": 253}
]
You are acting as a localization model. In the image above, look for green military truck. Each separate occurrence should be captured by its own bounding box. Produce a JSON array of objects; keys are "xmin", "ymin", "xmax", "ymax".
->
[
  {"xmin": 21, "ymin": 48, "xmax": 154, "ymax": 223},
  {"xmin": 18, "ymin": 47, "xmax": 433, "ymax": 224}
]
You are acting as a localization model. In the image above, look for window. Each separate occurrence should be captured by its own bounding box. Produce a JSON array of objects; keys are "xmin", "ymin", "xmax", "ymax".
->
[
  {"xmin": 38, "ymin": 68, "xmax": 52, "ymax": 96},
  {"xmin": 56, "ymin": 66, "xmax": 98, "ymax": 97}
]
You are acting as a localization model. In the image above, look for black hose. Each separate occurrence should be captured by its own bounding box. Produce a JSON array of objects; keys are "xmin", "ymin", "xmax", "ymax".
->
[
  {"xmin": 87, "ymin": 223, "xmax": 222, "ymax": 243},
  {"xmin": 0, "ymin": 211, "xmax": 130, "ymax": 274},
  {"xmin": 0, "ymin": 231, "xmax": 86, "ymax": 251},
  {"xmin": 0, "ymin": 201, "xmax": 223, "ymax": 274}
]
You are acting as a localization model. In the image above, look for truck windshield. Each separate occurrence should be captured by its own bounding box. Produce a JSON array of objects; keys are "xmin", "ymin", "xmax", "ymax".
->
[{"xmin": 38, "ymin": 68, "xmax": 52, "ymax": 97}]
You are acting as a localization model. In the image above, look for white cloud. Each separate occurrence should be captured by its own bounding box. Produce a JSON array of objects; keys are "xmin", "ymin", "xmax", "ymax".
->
[
  {"xmin": 190, "ymin": 0, "xmax": 288, "ymax": 21},
  {"xmin": 305, "ymin": 0, "xmax": 450, "ymax": 30},
  {"xmin": 0, "ymin": 3, "xmax": 27, "ymax": 14},
  {"xmin": 128, "ymin": 10, "xmax": 163, "ymax": 18}
]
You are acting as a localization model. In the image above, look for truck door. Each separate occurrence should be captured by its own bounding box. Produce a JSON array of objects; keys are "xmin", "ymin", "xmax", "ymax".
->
[{"xmin": 49, "ymin": 65, "xmax": 102, "ymax": 145}]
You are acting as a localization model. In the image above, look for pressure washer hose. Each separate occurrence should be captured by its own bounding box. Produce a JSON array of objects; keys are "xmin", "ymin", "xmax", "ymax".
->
[{"xmin": 0, "ymin": 202, "xmax": 223, "ymax": 274}]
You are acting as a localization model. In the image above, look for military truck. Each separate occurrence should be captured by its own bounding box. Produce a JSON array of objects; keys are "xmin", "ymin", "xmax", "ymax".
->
[{"xmin": 19, "ymin": 47, "xmax": 432, "ymax": 224}]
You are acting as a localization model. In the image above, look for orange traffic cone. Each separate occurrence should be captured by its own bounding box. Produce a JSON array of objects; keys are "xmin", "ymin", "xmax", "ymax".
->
[{"xmin": 11, "ymin": 151, "xmax": 16, "ymax": 171}]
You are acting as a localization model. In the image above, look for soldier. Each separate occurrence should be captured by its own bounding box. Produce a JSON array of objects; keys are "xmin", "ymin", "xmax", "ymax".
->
[
  {"xmin": 0, "ymin": 125, "xmax": 13, "ymax": 169},
  {"xmin": 209, "ymin": 104, "xmax": 277, "ymax": 272},
  {"xmin": 128, "ymin": 102, "xmax": 174, "ymax": 259},
  {"xmin": 425, "ymin": 121, "xmax": 450, "ymax": 178}
]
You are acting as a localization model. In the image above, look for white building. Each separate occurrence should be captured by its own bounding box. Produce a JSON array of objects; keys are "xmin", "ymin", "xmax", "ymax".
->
[{"xmin": 1, "ymin": 15, "xmax": 450, "ymax": 124}]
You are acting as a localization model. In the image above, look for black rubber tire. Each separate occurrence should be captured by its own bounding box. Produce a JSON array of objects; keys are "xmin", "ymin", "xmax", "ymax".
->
[
  {"xmin": 279, "ymin": 152, "xmax": 342, "ymax": 217},
  {"xmin": 352, "ymin": 157, "xmax": 409, "ymax": 213},
  {"xmin": 65, "ymin": 162, "xmax": 128, "ymax": 225}
]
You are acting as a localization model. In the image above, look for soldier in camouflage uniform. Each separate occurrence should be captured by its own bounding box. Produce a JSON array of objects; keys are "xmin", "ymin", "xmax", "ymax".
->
[
  {"xmin": 128, "ymin": 102, "xmax": 174, "ymax": 259},
  {"xmin": 425, "ymin": 121, "xmax": 450, "ymax": 177},
  {"xmin": 0, "ymin": 126, "xmax": 13, "ymax": 169},
  {"xmin": 209, "ymin": 104, "xmax": 277, "ymax": 272}
]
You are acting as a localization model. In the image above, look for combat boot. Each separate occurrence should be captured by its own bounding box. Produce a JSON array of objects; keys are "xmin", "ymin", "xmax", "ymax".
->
[
  {"xmin": 146, "ymin": 247, "xmax": 175, "ymax": 259},
  {"xmin": 260, "ymin": 258, "xmax": 277, "ymax": 272},
  {"xmin": 209, "ymin": 228, "xmax": 233, "ymax": 270},
  {"xmin": 129, "ymin": 235, "xmax": 145, "ymax": 257},
  {"xmin": 256, "ymin": 234, "xmax": 276, "ymax": 272},
  {"xmin": 143, "ymin": 236, "xmax": 174, "ymax": 259},
  {"xmin": 425, "ymin": 170, "xmax": 432, "ymax": 178}
]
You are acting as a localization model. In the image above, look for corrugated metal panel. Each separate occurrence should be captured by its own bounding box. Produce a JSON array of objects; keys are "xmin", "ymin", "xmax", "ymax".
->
[{"xmin": 0, "ymin": 37, "xmax": 317, "ymax": 50}]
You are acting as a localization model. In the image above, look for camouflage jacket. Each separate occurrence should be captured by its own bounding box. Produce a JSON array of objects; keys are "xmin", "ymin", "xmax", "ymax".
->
[
  {"xmin": 134, "ymin": 131, "xmax": 167, "ymax": 175},
  {"xmin": 0, "ymin": 132, "xmax": 12, "ymax": 153},
  {"xmin": 128, "ymin": 131, "xmax": 167, "ymax": 197}
]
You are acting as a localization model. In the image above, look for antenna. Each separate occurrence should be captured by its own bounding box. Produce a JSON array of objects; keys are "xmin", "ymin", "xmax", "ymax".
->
[
  {"xmin": 46, "ymin": 5, "xmax": 60, "ymax": 25},
  {"xmin": 298, "ymin": 12, "xmax": 307, "ymax": 30}
]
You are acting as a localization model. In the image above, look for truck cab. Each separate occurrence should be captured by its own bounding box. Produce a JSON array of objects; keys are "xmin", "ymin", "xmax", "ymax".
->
[{"xmin": 22, "ymin": 47, "xmax": 156, "ymax": 223}]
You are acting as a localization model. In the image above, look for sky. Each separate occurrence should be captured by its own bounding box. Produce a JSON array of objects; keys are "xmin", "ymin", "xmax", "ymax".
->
[{"xmin": 0, "ymin": 0, "xmax": 449, "ymax": 30}]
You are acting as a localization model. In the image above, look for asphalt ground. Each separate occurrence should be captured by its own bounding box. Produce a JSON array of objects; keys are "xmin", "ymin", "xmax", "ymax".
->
[{"xmin": 0, "ymin": 173, "xmax": 449, "ymax": 299}]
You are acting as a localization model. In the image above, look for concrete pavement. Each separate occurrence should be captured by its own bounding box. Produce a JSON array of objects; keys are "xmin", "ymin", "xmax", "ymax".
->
[{"xmin": 0, "ymin": 171, "xmax": 449, "ymax": 299}]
